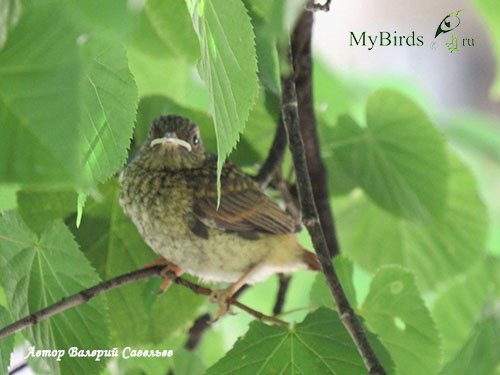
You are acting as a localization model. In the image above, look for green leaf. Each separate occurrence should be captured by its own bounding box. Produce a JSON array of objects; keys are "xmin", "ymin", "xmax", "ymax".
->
[
  {"xmin": 145, "ymin": 0, "xmax": 199, "ymax": 63},
  {"xmin": 361, "ymin": 266, "xmax": 441, "ymax": 375},
  {"xmin": 313, "ymin": 60, "xmax": 362, "ymax": 123},
  {"xmin": 185, "ymin": 0, "xmax": 259, "ymax": 189},
  {"xmin": 337, "ymin": 154, "xmax": 487, "ymax": 290},
  {"xmin": 127, "ymin": 48, "xmax": 210, "ymax": 111},
  {"xmin": 173, "ymin": 348, "xmax": 206, "ymax": 375},
  {"xmin": 0, "ymin": 305, "xmax": 14, "ymax": 374},
  {"xmin": 237, "ymin": 89, "xmax": 280, "ymax": 162},
  {"xmin": 245, "ymin": 0, "xmax": 307, "ymax": 41},
  {"xmin": 17, "ymin": 190, "xmax": 77, "ymax": 234},
  {"xmin": 64, "ymin": 0, "xmax": 142, "ymax": 44},
  {"xmin": 207, "ymin": 307, "xmax": 394, "ymax": 374},
  {"xmin": 79, "ymin": 37, "xmax": 138, "ymax": 185},
  {"xmin": 332, "ymin": 89, "xmax": 449, "ymax": 220},
  {"xmin": 128, "ymin": 8, "xmax": 177, "ymax": 59},
  {"xmin": 444, "ymin": 114, "xmax": 500, "ymax": 254},
  {"xmin": 440, "ymin": 312, "xmax": 500, "ymax": 375},
  {"xmin": 71, "ymin": 180, "xmax": 205, "ymax": 345},
  {"xmin": 245, "ymin": 9, "xmax": 280, "ymax": 94},
  {"xmin": 0, "ymin": 2, "xmax": 82, "ymax": 186},
  {"xmin": 433, "ymin": 258, "xmax": 497, "ymax": 362},
  {"xmin": 0, "ymin": 184, "xmax": 19, "ymax": 211},
  {"xmin": 474, "ymin": 0, "xmax": 500, "ymax": 98},
  {"xmin": 319, "ymin": 118, "xmax": 357, "ymax": 196},
  {"xmin": 0, "ymin": 212, "xmax": 110, "ymax": 375},
  {"xmin": 310, "ymin": 255, "xmax": 357, "ymax": 309}
]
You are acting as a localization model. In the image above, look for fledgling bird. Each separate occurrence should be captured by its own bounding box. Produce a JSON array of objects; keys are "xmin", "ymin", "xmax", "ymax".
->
[{"xmin": 119, "ymin": 115, "xmax": 319, "ymax": 314}]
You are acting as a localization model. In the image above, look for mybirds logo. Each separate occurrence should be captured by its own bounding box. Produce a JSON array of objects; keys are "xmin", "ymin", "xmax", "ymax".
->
[
  {"xmin": 349, "ymin": 10, "xmax": 476, "ymax": 53},
  {"xmin": 433, "ymin": 10, "xmax": 474, "ymax": 53}
]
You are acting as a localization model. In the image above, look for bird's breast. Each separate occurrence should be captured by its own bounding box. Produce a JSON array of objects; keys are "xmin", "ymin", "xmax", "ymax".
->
[{"xmin": 119, "ymin": 166, "xmax": 193, "ymax": 250}]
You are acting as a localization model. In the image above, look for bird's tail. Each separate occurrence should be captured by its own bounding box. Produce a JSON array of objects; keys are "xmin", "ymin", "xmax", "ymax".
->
[{"xmin": 302, "ymin": 250, "xmax": 321, "ymax": 271}]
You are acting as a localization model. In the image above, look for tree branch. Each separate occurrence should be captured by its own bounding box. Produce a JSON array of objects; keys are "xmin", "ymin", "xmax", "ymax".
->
[
  {"xmin": 279, "ymin": 45, "xmax": 386, "ymax": 374},
  {"xmin": 254, "ymin": 115, "xmax": 288, "ymax": 188},
  {"xmin": 0, "ymin": 266, "xmax": 285, "ymax": 340},
  {"xmin": 291, "ymin": 11, "xmax": 340, "ymax": 257},
  {"xmin": 273, "ymin": 274, "xmax": 291, "ymax": 316}
]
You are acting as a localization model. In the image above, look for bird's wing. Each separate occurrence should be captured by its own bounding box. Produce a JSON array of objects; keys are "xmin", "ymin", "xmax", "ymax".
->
[{"xmin": 189, "ymin": 161, "xmax": 295, "ymax": 235}]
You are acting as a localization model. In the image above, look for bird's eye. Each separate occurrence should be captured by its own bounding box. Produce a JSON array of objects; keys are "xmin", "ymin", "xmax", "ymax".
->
[{"xmin": 192, "ymin": 135, "xmax": 199, "ymax": 146}]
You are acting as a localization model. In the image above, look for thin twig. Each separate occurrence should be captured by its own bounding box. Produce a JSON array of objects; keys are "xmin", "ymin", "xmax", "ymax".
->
[
  {"xmin": 291, "ymin": 11, "xmax": 340, "ymax": 257},
  {"xmin": 231, "ymin": 300, "xmax": 285, "ymax": 325},
  {"xmin": 279, "ymin": 45, "xmax": 386, "ymax": 374},
  {"xmin": 0, "ymin": 266, "xmax": 285, "ymax": 340},
  {"xmin": 255, "ymin": 115, "xmax": 288, "ymax": 188},
  {"xmin": 273, "ymin": 274, "xmax": 292, "ymax": 315}
]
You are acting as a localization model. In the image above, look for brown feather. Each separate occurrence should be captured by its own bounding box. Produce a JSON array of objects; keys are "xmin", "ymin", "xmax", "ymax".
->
[{"xmin": 189, "ymin": 159, "xmax": 295, "ymax": 235}]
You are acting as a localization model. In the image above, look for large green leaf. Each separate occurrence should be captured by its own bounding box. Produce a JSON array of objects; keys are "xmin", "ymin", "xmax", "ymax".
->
[
  {"xmin": 242, "ymin": 5, "xmax": 280, "ymax": 95},
  {"xmin": 361, "ymin": 266, "xmax": 440, "ymax": 375},
  {"xmin": 444, "ymin": 113, "xmax": 500, "ymax": 255},
  {"xmin": 127, "ymin": 47, "xmax": 210, "ymax": 111},
  {"xmin": 185, "ymin": 0, "xmax": 259, "ymax": 186},
  {"xmin": 432, "ymin": 258, "xmax": 497, "ymax": 363},
  {"xmin": 332, "ymin": 89, "xmax": 449, "ymax": 220},
  {"xmin": 64, "ymin": 0, "xmax": 141, "ymax": 44},
  {"xmin": 17, "ymin": 190, "xmax": 77, "ymax": 234},
  {"xmin": 245, "ymin": 0, "xmax": 308, "ymax": 41},
  {"xmin": 0, "ymin": 305, "xmax": 14, "ymax": 374},
  {"xmin": 0, "ymin": 2, "xmax": 82, "ymax": 186},
  {"xmin": 145, "ymin": 0, "xmax": 199, "ymax": 63},
  {"xmin": 71, "ymin": 180, "xmax": 205, "ymax": 345},
  {"xmin": 0, "ymin": 212, "xmax": 109, "ymax": 375},
  {"xmin": 337, "ymin": 154, "xmax": 487, "ymax": 290},
  {"xmin": 79, "ymin": 38, "xmax": 138, "ymax": 185},
  {"xmin": 440, "ymin": 312, "xmax": 500, "ymax": 375},
  {"xmin": 207, "ymin": 307, "xmax": 394, "ymax": 374},
  {"xmin": 313, "ymin": 61, "xmax": 362, "ymax": 123},
  {"xmin": 127, "ymin": 7, "xmax": 177, "ymax": 59}
]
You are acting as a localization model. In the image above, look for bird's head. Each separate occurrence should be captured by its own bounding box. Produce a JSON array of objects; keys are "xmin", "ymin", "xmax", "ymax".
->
[{"xmin": 138, "ymin": 115, "xmax": 207, "ymax": 170}]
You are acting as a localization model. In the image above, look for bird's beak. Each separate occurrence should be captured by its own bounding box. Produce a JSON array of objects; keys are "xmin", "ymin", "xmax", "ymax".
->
[{"xmin": 150, "ymin": 134, "xmax": 192, "ymax": 152}]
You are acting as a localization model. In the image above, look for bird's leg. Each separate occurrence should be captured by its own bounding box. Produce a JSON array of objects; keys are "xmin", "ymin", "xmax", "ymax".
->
[
  {"xmin": 210, "ymin": 264, "xmax": 257, "ymax": 319},
  {"xmin": 144, "ymin": 258, "xmax": 183, "ymax": 294}
]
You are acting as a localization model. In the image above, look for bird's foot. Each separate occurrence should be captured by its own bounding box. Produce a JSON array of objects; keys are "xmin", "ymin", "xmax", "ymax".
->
[
  {"xmin": 144, "ymin": 258, "xmax": 183, "ymax": 294},
  {"xmin": 209, "ymin": 288, "xmax": 237, "ymax": 319}
]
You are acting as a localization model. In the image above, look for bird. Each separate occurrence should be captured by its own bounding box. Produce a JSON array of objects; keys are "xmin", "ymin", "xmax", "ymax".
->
[{"xmin": 119, "ymin": 115, "xmax": 320, "ymax": 316}]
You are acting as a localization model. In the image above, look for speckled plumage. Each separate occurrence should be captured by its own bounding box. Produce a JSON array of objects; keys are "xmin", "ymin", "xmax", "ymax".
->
[{"xmin": 119, "ymin": 115, "xmax": 319, "ymax": 284}]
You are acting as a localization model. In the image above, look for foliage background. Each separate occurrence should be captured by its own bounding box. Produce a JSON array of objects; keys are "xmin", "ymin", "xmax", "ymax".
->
[{"xmin": 0, "ymin": 0, "xmax": 499, "ymax": 374}]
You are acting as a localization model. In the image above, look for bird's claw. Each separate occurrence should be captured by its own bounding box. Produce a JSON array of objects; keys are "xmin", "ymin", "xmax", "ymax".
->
[
  {"xmin": 144, "ymin": 258, "xmax": 183, "ymax": 295},
  {"xmin": 209, "ymin": 289, "xmax": 236, "ymax": 319}
]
